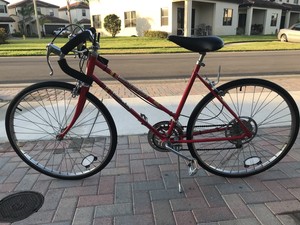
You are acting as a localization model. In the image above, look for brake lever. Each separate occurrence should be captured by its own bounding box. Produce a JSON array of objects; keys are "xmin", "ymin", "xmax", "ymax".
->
[
  {"xmin": 46, "ymin": 43, "xmax": 62, "ymax": 76},
  {"xmin": 46, "ymin": 44, "xmax": 54, "ymax": 75}
]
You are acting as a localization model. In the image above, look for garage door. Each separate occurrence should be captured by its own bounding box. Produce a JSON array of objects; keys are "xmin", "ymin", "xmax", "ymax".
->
[{"xmin": 45, "ymin": 25, "xmax": 64, "ymax": 35}]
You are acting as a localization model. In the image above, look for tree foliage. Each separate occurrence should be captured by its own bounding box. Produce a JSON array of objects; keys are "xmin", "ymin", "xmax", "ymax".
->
[
  {"xmin": 17, "ymin": 4, "xmax": 34, "ymax": 35},
  {"xmin": 0, "ymin": 28, "xmax": 8, "ymax": 44},
  {"xmin": 104, "ymin": 14, "xmax": 121, "ymax": 37},
  {"xmin": 39, "ymin": 15, "xmax": 51, "ymax": 36}
]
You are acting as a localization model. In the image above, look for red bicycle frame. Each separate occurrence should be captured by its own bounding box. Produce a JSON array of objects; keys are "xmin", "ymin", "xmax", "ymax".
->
[{"xmin": 59, "ymin": 52, "xmax": 252, "ymax": 144}]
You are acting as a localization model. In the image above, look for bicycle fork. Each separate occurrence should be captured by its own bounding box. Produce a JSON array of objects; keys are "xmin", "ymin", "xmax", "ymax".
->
[
  {"xmin": 56, "ymin": 85, "xmax": 90, "ymax": 140},
  {"xmin": 164, "ymin": 142, "xmax": 199, "ymax": 193}
]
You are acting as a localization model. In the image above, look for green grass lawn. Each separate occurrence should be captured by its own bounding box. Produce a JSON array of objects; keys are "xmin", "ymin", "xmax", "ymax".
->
[{"xmin": 1, "ymin": 35, "xmax": 300, "ymax": 56}]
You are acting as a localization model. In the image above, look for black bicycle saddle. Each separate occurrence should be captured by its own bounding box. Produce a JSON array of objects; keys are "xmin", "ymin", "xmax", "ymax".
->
[{"xmin": 168, "ymin": 35, "xmax": 224, "ymax": 53}]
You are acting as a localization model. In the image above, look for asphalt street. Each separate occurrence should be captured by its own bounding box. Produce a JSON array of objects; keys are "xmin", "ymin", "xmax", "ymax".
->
[{"xmin": 1, "ymin": 50, "xmax": 300, "ymax": 84}]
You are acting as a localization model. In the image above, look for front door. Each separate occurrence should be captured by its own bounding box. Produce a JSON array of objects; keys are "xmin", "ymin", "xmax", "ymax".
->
[
  {"xmin": 280, "ymin": 15, "xmax": 286, "ymax": 29},
  {"xmin": 177, "ymin": 8, "xmax": 184, "ymax": 35},
  {"xmin": 191, "ymin": 9, "xmax": 195, "ymax": 35},
  {"xmin": 177, "ymin": 7, "xmax": 195, "ymax": 35}
]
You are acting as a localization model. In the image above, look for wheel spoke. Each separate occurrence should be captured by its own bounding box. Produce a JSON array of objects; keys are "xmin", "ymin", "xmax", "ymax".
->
[
  {"xmin": 6, "ymin": 82, "xmax": 117, "ymax": 179},
  {"xmin": 187, "ymin": 79, "xmax": 299, "ymax": 177}
]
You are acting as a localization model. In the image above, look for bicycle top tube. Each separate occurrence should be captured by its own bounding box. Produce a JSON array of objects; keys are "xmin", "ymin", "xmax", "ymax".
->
[
  {"xmin": 47, "ymin": 28, "xmax": 253, "ymax": 144},
  {"xmin": 47, "ymin": 29, "xmax": 224, "ymax": 84}
]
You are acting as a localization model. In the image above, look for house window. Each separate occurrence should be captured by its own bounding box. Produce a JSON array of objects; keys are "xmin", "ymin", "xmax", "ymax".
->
[
  {"xmin": 294, "ymin": 0, "xmax": 299, "ymax": 4},
  {"xmin": 223, "ymin": 8, "xmax": 233, "ymax": 26},
  {"xmin": 124, "ymin": 11, "xmax": 136, "ymax": 27},
  {"xmin": 82, "ymin": 9, "xmax": 86, "ymax": 17},
  {"xmin": 49, "ymin": 9, "xmax": 54, "ymax": 16},
  {"xmin": 92, "ymin": 15, "xmax": 101, "ymax": 28},
  {"xmin": 0, "ymin": 5, "xmax": 7, "ymax": 13},
  {"xmin": 270, "ymin": 13, "xmax": 278, "ymax": 26},
  {"xmin": 161, "ymin": 8, "xmax": 168, "ymax": 26}
]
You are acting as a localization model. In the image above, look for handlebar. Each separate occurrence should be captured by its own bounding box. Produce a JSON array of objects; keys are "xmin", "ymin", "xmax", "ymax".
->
[
  {"xmin": 61, "ymin": 30, "xmax": 93, "ymax": 55},
  {"xmin": 58, "ymin": 59, "xmax": 93, "ymax": 85},
  {"xmin": 46, "ymin": 28, "xmax": 104, "ymax": 86}
]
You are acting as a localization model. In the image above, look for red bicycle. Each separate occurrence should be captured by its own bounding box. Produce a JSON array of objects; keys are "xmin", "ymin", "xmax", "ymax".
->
[{"xmin": 5, "ymin": 27, "xmax": 299, "ymax": 191}]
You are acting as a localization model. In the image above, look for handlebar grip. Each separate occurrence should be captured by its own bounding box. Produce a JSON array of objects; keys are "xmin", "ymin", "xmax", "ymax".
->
[
  {"xmin": 58, "ymin": 58, "xmax": 93, "ymax": 85},
  {"xmin": 61, "ymin": 30, "xmax": 91, "ymax": 55}
]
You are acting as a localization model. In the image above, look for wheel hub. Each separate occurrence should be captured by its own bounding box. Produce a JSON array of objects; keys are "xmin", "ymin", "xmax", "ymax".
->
[{"xmin": 225, "ymin": 117, "xmax": 257, "ymax": 145}]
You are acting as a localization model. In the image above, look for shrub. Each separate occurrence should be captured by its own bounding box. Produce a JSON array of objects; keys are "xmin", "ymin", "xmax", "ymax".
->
[
  {"xmin": 236, "ymin": 27, "xmax": 245, "ymax": 35},
  {"xmin": 104, "ymin": 14, "xmax": 121, "ymax": 37},
  {"xmin": 0, "ymin": 28, "xmax": 8, "ymax": 44},
  {"xmin": 12, "ymin": 32, "xmax": 22, "ymax": 37},
  {"xmin": 144, "ymin": 30, "xmax": 168, "ymax": 38}
]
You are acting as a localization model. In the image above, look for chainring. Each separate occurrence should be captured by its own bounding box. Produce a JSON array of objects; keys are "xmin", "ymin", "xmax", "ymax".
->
[{"xmin": 147, "ymin": 121, "xmax": 183, "ymax": 152}]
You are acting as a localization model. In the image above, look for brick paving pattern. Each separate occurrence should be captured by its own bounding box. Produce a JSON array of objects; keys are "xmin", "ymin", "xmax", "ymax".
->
[
  {"xmin": 1, "ymin": 75, "xmax": 300, "ymax": 101},
  {"xmin": 0, "ymin": 76, "xmax": 300, "ymax": 224}
]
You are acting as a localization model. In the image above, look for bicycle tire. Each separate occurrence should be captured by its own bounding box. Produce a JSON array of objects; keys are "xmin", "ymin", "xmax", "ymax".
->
[
  {"xmin": 5, "ymin": 81, "xmax": 117, "ymax": 180},
  {"xmin": 187, "ymin": 78, "xmax": 299, "ymax": 177}
]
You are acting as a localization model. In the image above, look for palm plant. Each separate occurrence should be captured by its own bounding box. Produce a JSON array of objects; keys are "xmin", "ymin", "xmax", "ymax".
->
[{"xmin": 18, "ymin": 4, "xmax": 34, "ymax": 35}]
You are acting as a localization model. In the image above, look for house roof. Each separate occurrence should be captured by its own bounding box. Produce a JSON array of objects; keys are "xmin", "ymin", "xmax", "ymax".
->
[
  {"xmin": 0, "ymin": 16, "xmax": 15, "ymax": 22},
  {"xmin": 59, "ymin": 2, "xmax": 89, "ymax": 11},
  {"xmin": 25, "ymin": 15, "xmax": 68, "ymax": 24},
  {"xmin": 8, "ymin": 0, "xmax": 59, "ymax": 9},
  {"xmin": 239, "ymin": 0, "xmax": 286, "ymax": 9},
  {"xmin": 42, "ymin": 15, "xmax": 69, "ymax": 23},
  {"xmin": 77, "ymin": 18, "xmax": 90, "ymax": 24},
  {"xmin": 0, "ymin": 0, "xmax": 10, "ymax": 4},
  {"xmin": 282, "ymin": 3, "xmax": 300, "ymax": 12}
]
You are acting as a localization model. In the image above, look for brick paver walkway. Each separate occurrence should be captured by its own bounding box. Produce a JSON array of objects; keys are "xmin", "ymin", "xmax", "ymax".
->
[
  {"xmin": 0, "ymin": 76, "xmax": 300, "ymax": 225},
  {"xmin": 1, "ymin": 75, "xmax": 300, "ymax": 101}
]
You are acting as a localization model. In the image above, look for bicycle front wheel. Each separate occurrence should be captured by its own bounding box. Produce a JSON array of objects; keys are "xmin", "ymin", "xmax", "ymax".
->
[
  {"xmin": 5, "ymin": 81, "xmax": 117, "ymax": 179},
  {"xmin": 187, "ymin": 78, "xmax": 299, "ymax": 177}
]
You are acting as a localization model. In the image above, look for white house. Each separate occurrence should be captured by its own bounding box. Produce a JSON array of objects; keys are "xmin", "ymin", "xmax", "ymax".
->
[
  {"xmin": 239, "ymin": 0, "xmax": 287, "ymax": 35},
  {"xmin": 89, "ymin": 0, "xmax": 240, "ymax": 36},
  {"xmin": 90, "ymin": 0, "xmax": 300, "ymax": 36},
  {"xmin": 0, "ymin": 0, "xmax": 14, "ymax": 33},
  {"xmin": 281, "ymin": 1, "xmax": 300, "ymax": 27},
  {"xmin": 59, "ymin": 2, "xmax": 91, "ymax": 29}
]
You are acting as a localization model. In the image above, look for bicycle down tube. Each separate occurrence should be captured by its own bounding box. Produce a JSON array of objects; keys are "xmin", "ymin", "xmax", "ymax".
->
[{"xmin": 59, "ymin": 52, "xmax": 253, "ymax": 145}]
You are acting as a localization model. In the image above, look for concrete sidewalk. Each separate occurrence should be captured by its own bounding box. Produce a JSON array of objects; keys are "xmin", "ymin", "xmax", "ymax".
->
[{"xmin": 0, "ymin": 76, "xmax": 300, "ymax": 225}]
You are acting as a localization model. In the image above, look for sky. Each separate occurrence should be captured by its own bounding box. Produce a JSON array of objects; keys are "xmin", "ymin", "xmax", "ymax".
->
[{"xmin": 7, "ymin": 0, "xmax": 75, "ymax": 7}]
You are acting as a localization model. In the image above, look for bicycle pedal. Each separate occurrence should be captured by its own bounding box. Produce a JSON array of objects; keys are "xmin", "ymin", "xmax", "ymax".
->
[{"xmin": 188, "ymin": 159, "xmax": 199, "ymax": 176}]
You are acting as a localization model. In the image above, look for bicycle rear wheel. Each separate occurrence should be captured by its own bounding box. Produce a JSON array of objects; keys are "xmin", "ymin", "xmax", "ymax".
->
[
  {"xmin": 187, "ymin": 78, "xmax": 299, "ymax": 177},
  {"xmin": 5, "ymin": 81, "xmax": 117, "ymax": 179}
]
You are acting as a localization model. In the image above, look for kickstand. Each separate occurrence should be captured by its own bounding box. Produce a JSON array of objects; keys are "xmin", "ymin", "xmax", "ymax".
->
[{"xmin": 177, "ymin": 154, "xmax": 183, "ymax": 193}]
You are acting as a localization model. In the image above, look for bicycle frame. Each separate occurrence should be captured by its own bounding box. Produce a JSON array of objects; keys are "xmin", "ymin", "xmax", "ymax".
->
[{"xmin": 59, "ymin": 52, "xmax": 252, "ymax": 144}]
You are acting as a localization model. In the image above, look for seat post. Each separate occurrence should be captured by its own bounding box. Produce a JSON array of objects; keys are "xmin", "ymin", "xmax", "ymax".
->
[{"xmin": 197, "ymin": 52, "xmax": 206, "ymax": 67}]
